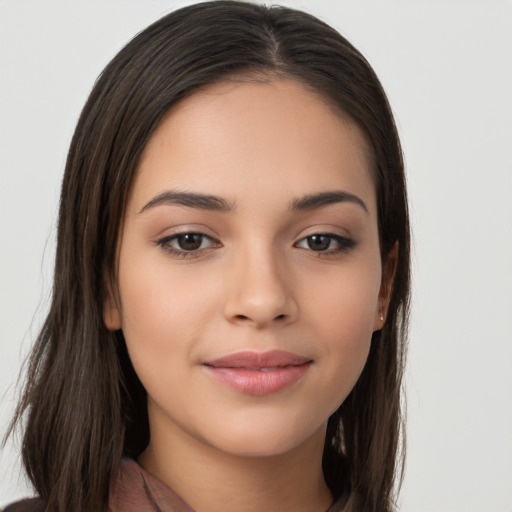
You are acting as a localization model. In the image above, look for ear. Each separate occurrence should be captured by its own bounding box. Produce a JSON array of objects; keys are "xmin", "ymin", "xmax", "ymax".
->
[
  {"xmin": 103, "ymin": 279, "xmax": 122, "ymax": 331},
  {"xmin": 373, "ymin": 242, "xmax": 398, "ymax": 331}
]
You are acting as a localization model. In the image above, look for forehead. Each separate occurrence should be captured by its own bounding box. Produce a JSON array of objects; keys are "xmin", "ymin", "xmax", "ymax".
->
[{"xmin": 130, "ymin": 78, "xmax": 375, "ymax": 214}]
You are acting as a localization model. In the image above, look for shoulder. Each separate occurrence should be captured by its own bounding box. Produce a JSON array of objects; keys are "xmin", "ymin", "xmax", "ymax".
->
[{"xmin": 2, "ymin": 498, "xmax": 45, "ymax": 512}]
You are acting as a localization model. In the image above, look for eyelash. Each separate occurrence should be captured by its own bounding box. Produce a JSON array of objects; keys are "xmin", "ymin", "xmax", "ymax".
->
[{"xmin": 156, "ymin": 232, "xmax": 356, "ymax": 258}]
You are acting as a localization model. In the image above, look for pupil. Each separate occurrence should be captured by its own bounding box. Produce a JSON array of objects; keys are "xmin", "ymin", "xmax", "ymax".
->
[
  {"xmin": 308, "ymin": 235, "xmax": 330, "ymax": 251},
  {"xmin": 179, "ymin": 234, "xmax": 202, "ymax": 250}
]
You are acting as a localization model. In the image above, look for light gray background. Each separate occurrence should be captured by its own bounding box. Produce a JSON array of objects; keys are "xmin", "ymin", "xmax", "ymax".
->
[{"xmin": 1, "ymin": 1, "xmax": 511, "ymax": 510}]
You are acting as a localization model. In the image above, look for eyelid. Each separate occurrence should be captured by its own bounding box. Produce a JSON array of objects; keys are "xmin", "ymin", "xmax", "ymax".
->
[{"xmin": 152, "ymin": 222, "xmax": 220, "ymax": 239}]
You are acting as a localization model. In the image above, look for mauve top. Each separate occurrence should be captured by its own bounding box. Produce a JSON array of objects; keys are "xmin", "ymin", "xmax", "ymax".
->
[
  {"xmin": 2, "ymin": 458, "xmax": 348, "ymax": 512},
  {"xmin": 108, "ymin": 457, "xmax": 349, "ymax": 512}
]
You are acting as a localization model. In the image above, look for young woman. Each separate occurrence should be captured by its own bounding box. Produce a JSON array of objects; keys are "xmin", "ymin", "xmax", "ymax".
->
[{"xmin": 4, "ymin": 2, "xmax": 410, "ymax": 511}]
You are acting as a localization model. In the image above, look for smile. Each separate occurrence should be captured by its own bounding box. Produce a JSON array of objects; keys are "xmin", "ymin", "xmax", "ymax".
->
[{"xmin": 203, "ymin": 350, "xmax": 312, "ymax": 396}]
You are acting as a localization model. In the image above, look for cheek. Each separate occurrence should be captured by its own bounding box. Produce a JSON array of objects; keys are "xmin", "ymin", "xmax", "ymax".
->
[
  {"xmin": 116, "ymin": 260, "xmax": 219, "ymax": 372},
  {"xmin": 304, "ymin": 256, "xmax": 381, "ymax": 337},
  {"xmin": 301, "ymin": 261, "xmax": 380, "ymax": 400}
]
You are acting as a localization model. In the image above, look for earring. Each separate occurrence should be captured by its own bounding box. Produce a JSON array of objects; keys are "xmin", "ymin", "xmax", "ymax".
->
[{"xmin": 380, "ymin": 310, "xmax": 384, "ymax": 322}]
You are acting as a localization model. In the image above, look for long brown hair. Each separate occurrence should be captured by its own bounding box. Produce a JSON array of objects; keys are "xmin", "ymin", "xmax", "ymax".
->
[{"xmin": 7, "ymin": 2, "xmax": 410, "ymax": 511}]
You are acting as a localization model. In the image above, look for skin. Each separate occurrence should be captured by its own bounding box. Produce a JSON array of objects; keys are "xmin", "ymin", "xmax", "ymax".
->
[{"xmin": 105, "ymin": 79, "xmax": 395, "ymax": 512}]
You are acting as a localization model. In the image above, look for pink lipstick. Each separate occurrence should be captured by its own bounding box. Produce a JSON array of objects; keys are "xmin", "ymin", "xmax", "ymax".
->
[{"xmin": 203, "ymin": 350, "xmax": 312, "ymax": 395}]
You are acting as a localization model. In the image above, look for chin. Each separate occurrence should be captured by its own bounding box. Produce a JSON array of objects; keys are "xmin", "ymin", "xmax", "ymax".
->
[{"xmin": 197, "ymin": 411, "xmax": 328, "ymax": 459}]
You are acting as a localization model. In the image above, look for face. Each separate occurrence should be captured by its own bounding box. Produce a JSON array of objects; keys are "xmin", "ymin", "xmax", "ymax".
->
[{"xmin": 105, "ymin": 79, "xmax": 393, "ymax": 459}]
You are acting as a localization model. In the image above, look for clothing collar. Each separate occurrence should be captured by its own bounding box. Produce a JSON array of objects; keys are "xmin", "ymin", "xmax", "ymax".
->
[{"xmin": 109, "ymin": 457, "xmax": 348, "ymax": 512}]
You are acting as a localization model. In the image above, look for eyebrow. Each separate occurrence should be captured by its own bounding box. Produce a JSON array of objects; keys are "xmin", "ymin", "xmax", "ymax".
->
[
  {"xmin": 139, "ymin": 191, "xmax": 235, "ymax": 213},
  {"xmin": 290, "ymin": 190, "xmax": 368, "ymax": 213},
  {"xmin": 139, "ymin": 189, "xmax": 368, "ymax": 214}
]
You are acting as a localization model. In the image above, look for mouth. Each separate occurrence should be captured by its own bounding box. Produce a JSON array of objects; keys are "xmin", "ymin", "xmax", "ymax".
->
[{"xmin": 203, "ymin": 350, "xmax": 313, "ymax": 396}]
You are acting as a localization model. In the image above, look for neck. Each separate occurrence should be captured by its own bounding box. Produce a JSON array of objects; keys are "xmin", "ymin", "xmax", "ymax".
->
[{"xmin": 138, "ymin": 419, "xmax": 333, "ymax": 512}]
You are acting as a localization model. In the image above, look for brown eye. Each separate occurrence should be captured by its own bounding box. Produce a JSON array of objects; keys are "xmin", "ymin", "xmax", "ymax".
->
[
  {"xmin": 176, "ymin": 233, "xmax": 204, "ymax": 251},
  {"xmin": 157, "ymin": 232, "xmax": 219, "ymax": 256},
  {"xmin": 306, "ymin": 235, "xmax": 331, "ymax": 251},
  {"xmin": 295, "ymin": 233, "xmax": 356, "ymax": 254}
]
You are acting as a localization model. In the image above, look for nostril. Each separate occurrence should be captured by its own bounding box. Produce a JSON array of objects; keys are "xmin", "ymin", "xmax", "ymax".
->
[{"xmin": 232, "ymin": 313, "xmax": 287, "ymax": 322}]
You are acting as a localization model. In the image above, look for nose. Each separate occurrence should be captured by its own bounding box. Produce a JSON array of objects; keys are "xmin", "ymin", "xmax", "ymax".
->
[{"xmin": 222, "ymin": 245, "xmax": 298, "ymax": 329}]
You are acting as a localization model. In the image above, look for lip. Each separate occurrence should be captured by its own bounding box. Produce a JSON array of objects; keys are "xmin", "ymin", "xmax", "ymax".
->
[{"xmin": 203, "ymin": 350, "xmax": 312, "ymax": 396}]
